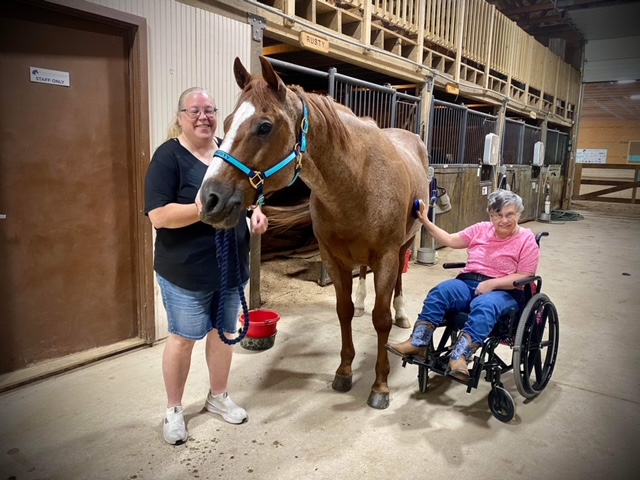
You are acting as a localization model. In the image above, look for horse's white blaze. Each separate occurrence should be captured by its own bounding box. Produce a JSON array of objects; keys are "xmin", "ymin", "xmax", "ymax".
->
[
  {"xmin": 355, "ymin": 277, "xmax": 367, "ymax": 310},
  {"xmin": 201, "ymin": 101, "xmax": 256, "ymax": 183}
]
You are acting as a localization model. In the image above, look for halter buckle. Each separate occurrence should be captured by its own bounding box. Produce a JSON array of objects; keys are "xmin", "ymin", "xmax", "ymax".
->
[{"xmin": 249, "ymin": 172, "xmax": 265, "ymax": 189}]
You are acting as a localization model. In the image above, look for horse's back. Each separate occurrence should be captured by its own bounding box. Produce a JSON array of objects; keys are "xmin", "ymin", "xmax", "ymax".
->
[{"xmin": 382, "ymin": 128, "xmax": 429, "ymax": 171}]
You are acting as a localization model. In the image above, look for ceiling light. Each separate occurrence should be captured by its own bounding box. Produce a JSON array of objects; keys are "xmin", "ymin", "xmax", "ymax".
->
[
  {"xmin": 617, "ymin": 80, "xmax": 636, "ymax": 84},
  {"xmin": 630, "ymin": 94, "xmax": 640, "ymax": 100}
]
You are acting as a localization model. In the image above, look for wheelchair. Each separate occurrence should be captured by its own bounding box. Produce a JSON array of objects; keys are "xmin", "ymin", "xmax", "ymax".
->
[{"xmin": 401, "ymin": 232, "xmax": 559, "ymax": 422}]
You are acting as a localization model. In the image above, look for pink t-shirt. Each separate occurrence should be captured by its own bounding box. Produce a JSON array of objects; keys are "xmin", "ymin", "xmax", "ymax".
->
[{"xmin": 458, "ymin": 222, "xmax": 539, "ymax": 278}]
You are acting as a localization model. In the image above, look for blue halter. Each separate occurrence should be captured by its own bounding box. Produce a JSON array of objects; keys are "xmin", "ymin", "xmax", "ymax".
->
[{"xmin": 213, "ymin": 99, "xmax": 309, "ymax": 207}]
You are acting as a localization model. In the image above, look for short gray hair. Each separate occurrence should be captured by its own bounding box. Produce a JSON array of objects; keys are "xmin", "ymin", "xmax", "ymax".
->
[{"xmin": 487, "ymin": 189, "xmax": 524, "ymax": 214}]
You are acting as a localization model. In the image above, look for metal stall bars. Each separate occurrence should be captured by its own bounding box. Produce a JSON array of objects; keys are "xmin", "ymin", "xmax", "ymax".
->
[
  {"xmin": 501, "ymin": 119, "xmax": 542, "ymax": 219},
  {"xmin": 428, "ymin": 99, "xmax": 498, "ymax": 166}
]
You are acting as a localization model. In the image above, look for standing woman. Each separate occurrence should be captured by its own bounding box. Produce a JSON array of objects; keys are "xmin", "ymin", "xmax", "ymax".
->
[{"xmin": 145, "ymin": 87, "xmax": 268, "ymax": 445}]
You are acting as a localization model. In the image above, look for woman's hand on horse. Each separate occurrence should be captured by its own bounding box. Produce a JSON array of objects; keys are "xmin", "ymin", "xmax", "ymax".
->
[
  {"xmin": 417, "ymin": 201, "xmax": 431, "ymax": 225},
  {"xmin": 251, "ymin": 206, "xmax": 269, "ymax": 234}
]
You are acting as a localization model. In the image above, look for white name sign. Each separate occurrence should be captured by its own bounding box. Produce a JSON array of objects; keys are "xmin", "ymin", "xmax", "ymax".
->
[{"xmin": 30, "ymin": 67, "xmax": 70, "ymax": 87}]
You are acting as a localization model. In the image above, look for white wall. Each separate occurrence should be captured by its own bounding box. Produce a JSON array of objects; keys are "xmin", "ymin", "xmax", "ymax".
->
[{"xmin": 85, "ymin": 0, "xmax": 252, "ymax": 339}]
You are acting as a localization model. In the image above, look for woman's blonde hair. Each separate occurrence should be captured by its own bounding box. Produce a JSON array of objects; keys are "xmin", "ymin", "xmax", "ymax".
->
[{"xmin": 166, "ymin": 87, "xmax": 214, "ymax": 140}]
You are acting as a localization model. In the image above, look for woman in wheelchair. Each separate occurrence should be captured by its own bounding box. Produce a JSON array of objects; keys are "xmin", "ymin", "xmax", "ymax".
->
[{"xmin": 386, "ymin": 189, "xmax": 540, "ymax": 382}]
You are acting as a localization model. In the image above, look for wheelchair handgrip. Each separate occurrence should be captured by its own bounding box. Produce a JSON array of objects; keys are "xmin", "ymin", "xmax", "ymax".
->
[
  {"xmin": 535, "ymin": 231, "xmax": 549, "ymax": 246},
  {"xmin": 443, "ymin": 262, "xmax": 466, "ymax": 269}
]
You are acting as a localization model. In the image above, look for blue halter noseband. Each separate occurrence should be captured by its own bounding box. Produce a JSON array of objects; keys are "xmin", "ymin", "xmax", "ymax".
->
[{"xmin": 213, "ymin": 99, "xmax": 309, "ymax": 207}]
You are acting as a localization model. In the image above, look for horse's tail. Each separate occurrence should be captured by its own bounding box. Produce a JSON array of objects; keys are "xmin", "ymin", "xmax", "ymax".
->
[
  {"xmin": 262, "ymin": 203, "xmax": 312, "ymax": 233},
  {"xmin": 260, "ymin": 202, "xmax": 316, "ymax": 257}
]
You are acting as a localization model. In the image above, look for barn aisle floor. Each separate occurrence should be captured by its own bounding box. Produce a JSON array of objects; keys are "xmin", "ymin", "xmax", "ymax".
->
[{"xmin": 2, "ymin": 206, "xmax": 639, "ymax": 480}]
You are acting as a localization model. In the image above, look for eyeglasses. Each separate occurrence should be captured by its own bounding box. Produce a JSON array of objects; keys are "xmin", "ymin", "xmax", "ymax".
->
[
  {"xmin": 180, "ymin": 107, "xmax": 218, "ymax": 118},
  {"xmin": 490, "ymin": 212, "xmax": 519, "ymax": 221}
]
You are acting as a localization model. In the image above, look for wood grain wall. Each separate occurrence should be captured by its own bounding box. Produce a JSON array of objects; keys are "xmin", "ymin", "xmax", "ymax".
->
[{"xmin": 578, "ymin": 119, "xmax": 640, "ymax": 164}]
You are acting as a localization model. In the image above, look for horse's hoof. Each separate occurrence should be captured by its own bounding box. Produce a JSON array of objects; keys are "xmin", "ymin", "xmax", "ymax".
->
[
  {"xmin": 332, "ymin": 374, "xmax": 353, "ymax": 392},
  {"xmin": 394, "ymin": 316, "xmax": 411, "ymax": 329},
  {"xmin": 354, "ymin": 307, "xmax": 365, "ymax": 317},
  {"xmin": 367, "ymin": 390, "xmax": 390, "ymax": 409}
]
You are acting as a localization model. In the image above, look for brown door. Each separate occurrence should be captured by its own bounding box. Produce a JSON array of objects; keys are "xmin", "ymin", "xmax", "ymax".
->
[{"xmin": 0, "ymin": 2, "xmax": 142, "ymax": 374}]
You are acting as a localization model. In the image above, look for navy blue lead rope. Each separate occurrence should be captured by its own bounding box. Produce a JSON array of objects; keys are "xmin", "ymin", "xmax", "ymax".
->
[{"xmin": 214, "ymin": 229, "xmax": 250, "ymax": 345}]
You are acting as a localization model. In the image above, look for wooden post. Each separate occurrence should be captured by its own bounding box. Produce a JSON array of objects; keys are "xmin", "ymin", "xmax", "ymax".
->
[
  {"xmin": 362, "ymin": 0, "xmax": 372, "ymax": 46},
  {"xmin": 453, "ymin": 0, "xmax": 465, "ymax": 82},
  {"xmin": 483, "ymin": 4, "xmax": 495, "ymax": 90},
  {"xmin": 572, "ymin": 163, "xmax": 583, "ymax": 200},
  {"xmin": 249, "ymin": 35, "xmax": 264, "ymax": 309},
  {"xmin": 415, "ymin": 0, "xmax": 425, "ymax": 63}
]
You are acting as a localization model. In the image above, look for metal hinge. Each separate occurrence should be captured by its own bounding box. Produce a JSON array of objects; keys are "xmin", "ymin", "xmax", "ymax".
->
[{"xmin": 248, "ymin": 14, "xmax": 266, "ymax": 42}]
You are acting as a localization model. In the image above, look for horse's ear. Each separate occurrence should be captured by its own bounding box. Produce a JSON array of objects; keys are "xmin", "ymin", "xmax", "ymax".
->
[
  {"xmin": 233, "ymin": 57, "xmax": 252, "ymax": 89},
  {"xmin": 259, "ymin": 56, "xmax": 286, "ymax": 100}
]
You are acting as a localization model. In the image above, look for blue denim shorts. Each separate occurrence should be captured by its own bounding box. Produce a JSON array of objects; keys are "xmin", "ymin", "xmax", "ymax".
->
[{"xmin": 156, "ymin": 274, "xmax": 246, "ymax": 340}]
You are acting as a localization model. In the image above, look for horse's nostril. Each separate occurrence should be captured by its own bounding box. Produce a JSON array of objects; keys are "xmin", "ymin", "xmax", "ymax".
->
[{"xmin": 204, "ymin": 192, "xmax": 219, "ymax": 214}]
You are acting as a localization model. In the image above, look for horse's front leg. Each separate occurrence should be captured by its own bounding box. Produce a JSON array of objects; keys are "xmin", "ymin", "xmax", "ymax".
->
[
  {"xmin": 368, "ymin": 254, "xmax": 399, "ymax": 409},
  {"xmin": 354, "ymin": 266, "xmax": 368, "ymax": 317},
  {"xmin": 325, "ymin": 260, "xmax": 357, "ymax": 393},
  {"xmin": 393, "ymin": 242, "xmax": 414, "ymax": 329}
]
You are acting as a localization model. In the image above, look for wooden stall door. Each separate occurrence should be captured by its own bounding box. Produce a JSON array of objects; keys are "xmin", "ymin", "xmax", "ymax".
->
[{"xmin": 0, "ymin": 3, "xmax": 139, "ymax": 374}]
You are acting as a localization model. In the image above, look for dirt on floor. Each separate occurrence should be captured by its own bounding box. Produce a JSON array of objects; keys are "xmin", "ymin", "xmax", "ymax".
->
[{"xmin": 259, "ymin": 251, "xmax": 328, "ymax": 309}]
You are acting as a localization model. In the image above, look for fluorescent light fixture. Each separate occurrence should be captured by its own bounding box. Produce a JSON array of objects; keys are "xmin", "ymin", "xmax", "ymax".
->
[
  {"xmin": 617, "ymin": 80, "xmax": 636, "ymax": 84},
  {"xmin": 630, "ymin": 94, "xmax": 640, "ymax": 100}
]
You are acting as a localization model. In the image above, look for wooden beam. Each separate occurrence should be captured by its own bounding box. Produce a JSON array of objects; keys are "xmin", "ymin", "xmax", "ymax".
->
[{"xmin": 262, "ymin": 43, "xmax": 303, "ymax": 56}]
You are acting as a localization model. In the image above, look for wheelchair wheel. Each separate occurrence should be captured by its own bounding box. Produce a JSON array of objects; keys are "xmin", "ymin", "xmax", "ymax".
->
[
  {"xmin": 513, "ymin": 293, "xmax": 559, "ymax": 399},
  {"xmin": 418, "ymin": 365, "xmax": 429, "ymax": 393},
  {"xmin": 488, "ymin": 386, "xmax": 515, "ymax": 422}
]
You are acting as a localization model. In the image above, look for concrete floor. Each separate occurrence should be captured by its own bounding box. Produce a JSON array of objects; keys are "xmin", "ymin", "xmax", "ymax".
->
[{"xmin": 1, "ymin": 206, "xmax": 639, "ymax": 480}]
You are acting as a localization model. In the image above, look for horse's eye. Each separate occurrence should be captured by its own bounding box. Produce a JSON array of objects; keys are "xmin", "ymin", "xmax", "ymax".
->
[{"xmin": 257, "ymin": 121, "xmax": 272, "ymax": 136}]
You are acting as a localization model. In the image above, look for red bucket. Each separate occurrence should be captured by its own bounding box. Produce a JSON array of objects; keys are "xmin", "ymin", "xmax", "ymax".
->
[{"xmin": 239, "ymin": 309, "xmax": 281, "ymax": 338}]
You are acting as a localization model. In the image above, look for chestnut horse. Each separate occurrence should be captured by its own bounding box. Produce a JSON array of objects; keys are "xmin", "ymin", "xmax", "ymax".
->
[{"xmin": 199, "ymin": 57, "xmax": 429, "ymax": 409}]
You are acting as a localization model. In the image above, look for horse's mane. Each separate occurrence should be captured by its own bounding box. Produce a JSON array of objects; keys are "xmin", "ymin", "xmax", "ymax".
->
[{"xmin": 290, "ymin": 85, "xmax": 350, "ymax": 148}]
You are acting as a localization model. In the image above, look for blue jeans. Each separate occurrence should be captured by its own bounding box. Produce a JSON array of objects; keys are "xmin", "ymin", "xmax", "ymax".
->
[
  {"xmin": 416, "ymin": 278, "xmax": 522, "ymax": 345},
  {"xmin": 157, "ymin": 274, "xmax": 246, "ymax": 340}
]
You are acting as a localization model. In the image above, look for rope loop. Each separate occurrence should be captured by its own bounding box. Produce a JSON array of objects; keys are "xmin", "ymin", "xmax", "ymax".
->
[{"xmin": 214, "ymin": 229, "xmax": 250, "ymax": 345}]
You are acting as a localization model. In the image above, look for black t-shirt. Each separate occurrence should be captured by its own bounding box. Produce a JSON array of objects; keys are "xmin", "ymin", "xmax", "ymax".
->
[{"xmin": 144, "ymin": 139, "xmax": 250, "ymax": 291}]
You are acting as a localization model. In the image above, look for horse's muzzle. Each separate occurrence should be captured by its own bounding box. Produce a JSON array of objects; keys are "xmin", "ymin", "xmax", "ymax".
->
[{"xmin": 199, "ymin": 180, "xmax": 245, "ymax": 229}]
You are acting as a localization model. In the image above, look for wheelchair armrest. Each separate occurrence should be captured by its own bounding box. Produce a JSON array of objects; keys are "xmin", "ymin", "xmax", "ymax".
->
[
  {"xmin": 514, "ymin": 276, "xmax": 543, "ymax": 297},
  {"xmin": 443, "ymin": 262, "xmax": 466, "ymax": 269},
  {"xmin": 513, "ymin": 275, "xmax": 541, "ymax": 287}
]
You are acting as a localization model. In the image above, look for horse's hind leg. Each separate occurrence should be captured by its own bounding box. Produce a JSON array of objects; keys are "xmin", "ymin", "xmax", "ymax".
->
[
  {"xmin": 393, "ymin": 243, "xmax": 413, "ymax": 329},
  {"xmin": 354, "ymin": 266, "xmax": 367, "ymax": 317}
]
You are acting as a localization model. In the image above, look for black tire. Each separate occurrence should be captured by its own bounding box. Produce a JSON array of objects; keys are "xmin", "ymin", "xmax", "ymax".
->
[
  {"xmin": 418, "ymin": 365, "xmax": 429, "ymax": 393},
  {"xmin": 488, "ymin": 386, "xmax": 516, "ymax": 422},
  {"xmin": 513, "ymin": 293, "xmax": 559, "ymax": 399}
]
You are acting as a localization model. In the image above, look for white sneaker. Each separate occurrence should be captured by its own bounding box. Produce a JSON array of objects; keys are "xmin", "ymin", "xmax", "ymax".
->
[
  {"xmin": 163, "ymin": 406, "xmax": 188, "ymax": 445},
  {"xmin": 205, "ymin": 392, "xmax": 248, "ymax": 424}
]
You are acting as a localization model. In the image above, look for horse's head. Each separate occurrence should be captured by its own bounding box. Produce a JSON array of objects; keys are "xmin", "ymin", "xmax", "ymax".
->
[{"xmin": 198, "ymin": 56, "xmax": 307, "ymax": 229}]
